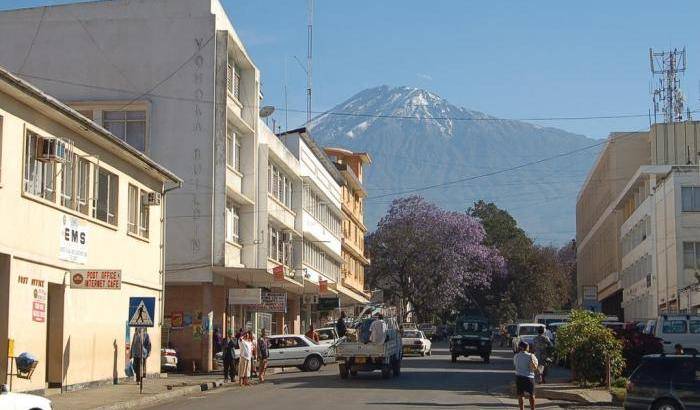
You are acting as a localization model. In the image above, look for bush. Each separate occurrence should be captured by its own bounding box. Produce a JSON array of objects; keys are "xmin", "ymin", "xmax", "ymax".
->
[
  {"xmin": 617, "ymin": 328, "xmax": 662, "ymax": 375},
  {"xmin": 555, "ymin": 310, "xmax": 625, "ymax": 386},
  {"xmin": 612, "ymin": 376, "xmax": 628, "ymax": 389}
]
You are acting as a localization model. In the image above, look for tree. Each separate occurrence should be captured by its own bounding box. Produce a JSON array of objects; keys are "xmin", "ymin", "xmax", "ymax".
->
[
  {"xmin": 468, "ymin": 201, "xmax": 574, "ymax": 322},
  {"xmin": 366, "ymin": 196, "xmax": 504, "ymax": 322}
]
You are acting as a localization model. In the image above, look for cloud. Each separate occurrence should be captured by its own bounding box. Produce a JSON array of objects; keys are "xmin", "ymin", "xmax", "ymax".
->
[{"xmin": 416, "ymin": 73, "xmax": 433, "ymax": 81}]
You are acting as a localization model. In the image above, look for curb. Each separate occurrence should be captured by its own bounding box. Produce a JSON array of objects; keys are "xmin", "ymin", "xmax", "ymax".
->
[
  {"xmin": 538, "ymin": 387, "xmax": 612, "ymax": 405},
  {"xmin": 92, "ymin": 380, "xmax": 225, "ymax": 410}
]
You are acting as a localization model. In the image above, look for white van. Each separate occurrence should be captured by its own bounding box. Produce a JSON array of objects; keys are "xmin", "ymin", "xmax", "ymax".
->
[{"xmin": 653, "ymin": 315, "xmax": 700, "ymax": 355}]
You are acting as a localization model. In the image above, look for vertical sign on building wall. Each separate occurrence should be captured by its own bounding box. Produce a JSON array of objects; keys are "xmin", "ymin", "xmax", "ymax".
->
[
  {"xmin": 32, "ymin": 288, "xmax": 46, "ymax": 322},
  {"xmin": 59, "ymin": 215, "xmax": 89, "ymax": 264}
]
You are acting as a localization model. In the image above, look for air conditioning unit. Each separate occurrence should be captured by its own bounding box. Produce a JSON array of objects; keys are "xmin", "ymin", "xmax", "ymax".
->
[
  {"xmin": 142, "ymin": 192, "xmax": 162, "ymax": 206},
  {"xmin": 37, "ymin": 137, "xmax": 67, "ymax": 163}
]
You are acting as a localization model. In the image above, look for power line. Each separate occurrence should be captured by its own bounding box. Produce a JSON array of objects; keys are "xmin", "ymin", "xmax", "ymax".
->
[{"xmin": 18, "ymin": 6, "xmax": 46, "ymax": 74}]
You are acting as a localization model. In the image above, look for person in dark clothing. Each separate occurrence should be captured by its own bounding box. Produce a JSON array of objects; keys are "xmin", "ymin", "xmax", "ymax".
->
[
  {"xmin": 257, "ymin": 329, "xmax": 270, "ymax": 382},
  {"xmin": 222, "ymin": 329, "xmax": 237, "ymax": 382},
  {"xmin": 213, "ymin": 328, "xmax": 223, "ymax": 355},
  {"xmin": 130, "ymin": 328, "xmax": 152, "ymax": 383},
  {"xmin": 337, "ymin": 312, "xmax": 348, "ymax": 338}
]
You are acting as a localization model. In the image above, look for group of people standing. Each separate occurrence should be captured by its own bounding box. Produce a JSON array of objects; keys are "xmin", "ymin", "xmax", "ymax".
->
[
  {"xmin": 513, "ymin": 327, "xmax": 554, "ymax": 410},
  {"xmin": 214, "ymin": 328, "xmax": 270, "ymax": 386}
]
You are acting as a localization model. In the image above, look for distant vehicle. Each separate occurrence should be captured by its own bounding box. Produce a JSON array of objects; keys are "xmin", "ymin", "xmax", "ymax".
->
[
  {"xmin": 160, "ymin": 347, "xmax": 178, "ymax": 372},
  {"xmin": 653, "ymin": 315, "xmax": 700, "ymax": 355},
  {"xmin": 401, "ymin": 330, "xmax": 432, "ymax": 356},
  {"xmin": 624, "ymin": 354, "xmax": 699, "ymax": 410},
  {"xmin": 644, "ymin": 319, "xmax": 657, "ymax": 336},
  {"xmin": 603, "ymin": 321, "xmax": 626, "ymax": 333},
  {"xmin": 335, "ymin": 307, "xmax": 402, "ymax": 379},
  {"xmin": 547, "ymin": 321, "xmax": 568, "ymax": 343},
  {"xmin": 534, "ymin": 312, "xmax": 571, "ymax": 327},
  {"xmin": 450, "ymin": 316, "xmax": 492, "ymax": 363},
  {"xmin": 317, "ymin": 327, "xmax": 340, "ymax": 346},
  {"xmin": 0, "ymin": 384, "xmax": 52, "ymax": 410},
  {"xmin": 418, "ymin": 323, "xmax": 437, "ymax": 340},
  {"xmin": 512, "ymin": 323, "xmax": 547, "ymax": 353}
]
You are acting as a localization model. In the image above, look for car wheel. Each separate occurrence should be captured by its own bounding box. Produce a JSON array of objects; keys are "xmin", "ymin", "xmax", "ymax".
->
[
  {"xmin": 651, "ymin": 399, "xmax": 681, "ymax": 410},
  {"xmin": 304, "ymin": 355, "xmax": 322, "ymax": 372},
  {"xmin": 339, "ymin": 363, "xmax": 349, "ymax": 379}
]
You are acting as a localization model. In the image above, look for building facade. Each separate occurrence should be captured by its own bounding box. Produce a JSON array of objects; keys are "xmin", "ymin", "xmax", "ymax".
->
[
  {"xmin": 324, "ymin": 147, "xmax": 372, "ymax": 311},
  {"xmin": 0, "ymin": 66, "xmax": 179, "ymax": 392}
]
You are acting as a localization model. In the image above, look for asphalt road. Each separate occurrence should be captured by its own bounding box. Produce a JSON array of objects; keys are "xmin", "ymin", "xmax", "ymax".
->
[{"xmin": 147, "ymin": 345, "xmax": 618, "ymax": 410}]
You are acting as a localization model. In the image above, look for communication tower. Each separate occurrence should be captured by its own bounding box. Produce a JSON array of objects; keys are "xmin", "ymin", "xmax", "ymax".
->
[{"xmin": 649, "ymin": 47, "xmax": 687, "ymax": 123}]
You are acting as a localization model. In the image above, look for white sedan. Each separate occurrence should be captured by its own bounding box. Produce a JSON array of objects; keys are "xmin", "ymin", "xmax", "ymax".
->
[
  {"xmin": 0, "ymin": 385, "xmax": 52, "ymax": 410},
  {"xmin": 402, "ymin": 330, "xmax": 432, "ymax": 356},
  {"xmin": 267, "ymin": 334, "xmax": 335, "ymax": 371},
  {"xmin": 316, "ymin": 327, "xmax": 339, "ymax": 346}
]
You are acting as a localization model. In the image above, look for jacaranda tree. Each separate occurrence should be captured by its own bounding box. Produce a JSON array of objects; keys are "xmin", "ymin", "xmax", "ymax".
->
[{"xmin": 366, "ymin": 196, "xmax": 505, "ymax": 322}]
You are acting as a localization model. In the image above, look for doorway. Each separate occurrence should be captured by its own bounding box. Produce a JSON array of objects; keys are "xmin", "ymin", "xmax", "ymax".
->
[{"xmin": 46, "ymin": 283, "xmax": 64, "ymax": 388}]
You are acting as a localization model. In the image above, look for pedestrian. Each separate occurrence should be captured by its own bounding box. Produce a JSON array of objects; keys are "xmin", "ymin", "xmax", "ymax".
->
[
  {"xmin": 130, "ymin": 328, "xmax": 152, "ymax": 383},
  {"xmin": 532, "ymin": 327, "xmax": 553, "ymax": 384},
  {"xmin": 305, "ymin": 324, "xmax": 320, "ymax": 343},
  {"xmin": 238, "ymin": 331, "xmax": 253, "ymax": 386},
  {"xmin": 212, "ymin": 328, "xmax": 223, "ymax": 355},
  {"xmin": 370, "ymin": 313, "xmax": 387, "ymax": 344},
  {"xmin": 257, "ymin": 329, "xmax": 270, "ymax": 382},
  {"xmin": 675, "ymin": 343, "xmax": 684, "ymax": 355},
  {"xmin": 514, "ymin": 341, "xmax": 538, "ymax": 410},
  {"xmin": 337, "ymin": 311, "xmax": 348, "ymax": 338},
  {"xmin": 222, "ymin": 329, "xmax": 237, "ymax": 382}
]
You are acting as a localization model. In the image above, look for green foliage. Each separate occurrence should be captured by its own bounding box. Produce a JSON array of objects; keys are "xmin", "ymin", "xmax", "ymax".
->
[
  {"xmin": 555, "ymin": 310, "xmax": 625, "ymax": 386},
  {"xmin": 612, "ymin": 377, "xmax": 628, "ymax": 389}
]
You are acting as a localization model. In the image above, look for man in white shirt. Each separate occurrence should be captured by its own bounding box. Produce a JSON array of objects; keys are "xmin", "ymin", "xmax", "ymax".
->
[
  {"xmin": 369, "ymin": 314, "xmax": 387, "ymax": 344},
  {"xmin": 513, "ymin": 341, "xmax": 538, "ymax": 410}
]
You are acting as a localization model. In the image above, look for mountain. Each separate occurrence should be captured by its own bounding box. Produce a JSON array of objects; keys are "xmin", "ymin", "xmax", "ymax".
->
[{"xmin": 309, "ymin": 85, "xmax": 599, "ymax": 244}]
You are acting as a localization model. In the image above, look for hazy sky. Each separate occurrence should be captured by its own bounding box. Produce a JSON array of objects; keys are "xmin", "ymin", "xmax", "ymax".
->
[{"xmin": 3, "ymin": 0, "xmax": 700, "ymax": 139}]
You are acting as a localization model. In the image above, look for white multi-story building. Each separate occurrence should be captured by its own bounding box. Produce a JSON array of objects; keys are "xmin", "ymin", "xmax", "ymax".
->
[{"xmin": 281, "ymin": 128, "xmax": 345, "ymax": 327}]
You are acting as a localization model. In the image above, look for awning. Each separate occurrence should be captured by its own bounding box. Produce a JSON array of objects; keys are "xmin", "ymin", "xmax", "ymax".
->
[
  {"xmin": 337, "ymin": 285, "xmax": 370, "ymax": 305},
  {"xmin": 212, "ymin": 266, "xmax": 305, "ymax": 295}
]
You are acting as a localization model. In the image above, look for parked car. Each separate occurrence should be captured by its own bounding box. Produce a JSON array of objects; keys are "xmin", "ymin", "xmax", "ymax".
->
[
  {"xmin": 624, "ymin": 354, "xmax": 700, "ymax": 410},
  {"xmin": 418, "ymin": 323, "xmax": 437, "ymax": 340},
  {"xmin": 450, "ymin": 316, "xmax": 492, "ymax": 363},
  {"xmin": 401, "ymin": 329, "xmax": 432, "ymax": 356},
  {"xmin": 0, "ymin": 384, "xmax": 52, "ymax": 410},
  {"xmin": 267, "ymin": 335, "xmax": 335, "ymax": 371},
  {"xmin": 603, "ymin": 321, "xmax": 626, "ymax": 333},
  {"xmin": 160, "ymin": 347, "xmax": 178, "ymax": 372},
  {"xmin": 316, "ymin": 327, "xmax": 339, "ymax": 346},
  {"xmin": 653, "ymin": 315, "xmax": 700, "ymax": 355},
  {"xmin": 511, "ymin": 323, "xmax": 547, "ymax": 353}
]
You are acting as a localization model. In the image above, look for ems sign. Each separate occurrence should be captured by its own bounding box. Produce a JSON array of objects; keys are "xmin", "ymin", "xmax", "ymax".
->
[{"xmin": 59, "ymin": 215, "xmax": 88, "ymax": 264}]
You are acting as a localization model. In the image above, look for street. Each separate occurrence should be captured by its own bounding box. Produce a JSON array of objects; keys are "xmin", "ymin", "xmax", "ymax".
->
[{"xmin": 147, "ymin": 345, "xmax": 617, "ymax": 410}]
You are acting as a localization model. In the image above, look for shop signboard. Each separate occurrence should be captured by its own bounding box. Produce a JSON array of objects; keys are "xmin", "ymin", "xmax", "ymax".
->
[
  {"xmin": 273, "ymin": 265, "xmax": 285, "ymax": 281},
  {"xmin": 59, "ymin": 215, "xmax": 89, "ymax": 264},
  {"xmin": 229, "ymin": 288, "xmax": 261, "ymax": 305},
  {"xmin": 247, "ymin": 292, "xmax": 287, "ymax": 313},
  {"xmin": 318, "ymin": 297, "xmax": 339, "ymax": 312},
  {"xmin": 319, "ymin": 279, "xmax": 328, "ymax": 293},
  {"xmin": 32, "ymin": 288, "xmax": 46, "ymax": 323},
  {"xmin": 70, "ymin": 269, "xmax": 121, "ymax": 289}
]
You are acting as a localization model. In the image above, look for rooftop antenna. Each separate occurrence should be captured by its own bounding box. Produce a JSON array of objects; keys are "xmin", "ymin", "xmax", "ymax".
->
[
  {"xmin": 650, "ymin": 47, "xmax": 687, "ymax": 123},
  {"xmin": 306, "ymin": 0, "xmax": 313, "ymax": 125}
]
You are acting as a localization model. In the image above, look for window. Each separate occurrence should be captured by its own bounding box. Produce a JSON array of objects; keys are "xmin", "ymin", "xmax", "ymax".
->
[
  {"xmin": 23, "ymin": 131, "xmax": 55, "ymax": 201},
  {"xmin": 303, "ymin": 240, "xmax": 341, "ymax": 281},
  {"xmin": 61, "ymin": 155, "xmax": 75, "ymax": 208},
  {"xmin": 681, "ymin": 187, "xmax": 700, "ymax": 212},
  {"xmin": 128, "ymin": 185, "xmax": 139, "ymax": 234},
  {"xmin": 94, "ymin": 167, "xmax": 118, "ymax": 225},
  {"xmin": 662, "ymin": 320, "xmax": 687, "ymax": 334},
  {"xmin": 689, "ymin": 320, "xmax": 700, "ymax": 334},
  {"xmin": 139, "ymin": 190, "xmax": 149, "ymax": 238},
  {"xmin": 61, "ymin": 155, "xmax": 90, "ymax": 214},
  {"xmin": 103, "ymin": 110, "xmax": 146, "ymax": 152},
  {"xmin": 268, "ymin": 163, "xmax": 292, "ymax": 208},
  {"xmin": 226, "ymin": 130, "xmax": 241, "ymax": 171},
  {"xmin": 227, "ymin": 61, "xmax": 241, "ymax": 100},
  {"xmin": 303, "ymin": 185, "xmax": 341, "ymax": 237},
  {"xmin": 225, "ymin": 197, "xmax": 240, "ymax": 243},
  {"xmin": 683, "ymin": 242, "xmax": 700, "ymax": 269},
  {"xmin": 76, "ymin": 158, "xmax": 90, "ymax": 215},
  {"xmin": 268, "ymin": 226, "xmax": 291, "ymax": 266}
]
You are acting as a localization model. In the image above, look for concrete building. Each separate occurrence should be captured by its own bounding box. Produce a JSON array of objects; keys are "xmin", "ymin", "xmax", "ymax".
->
[
  {"xmin": 0, "ymin": 66, "xmax": 180, "ymax": 392},
  {"xmin": 281, "ymin": 128, "xmax": 345, "ymax": 329},
  {"xmin": 324, "ymin": 147, "xmax": 372, "ymax": 311},
  {"xmin": 0, "ymin": 0, "xmax": 264, "ymax": 371},
  {"xmin": 576, "ymin": 131, "xmax": 650, "ymax": 318},
  {"xmin": 578, "ymin": 122, "xmax": 700, "ymax": 320}
]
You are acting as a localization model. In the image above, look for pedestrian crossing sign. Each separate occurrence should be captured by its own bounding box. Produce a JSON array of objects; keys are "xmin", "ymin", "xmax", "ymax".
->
[{"xmin": 128, "ymin": 297, "xmax": 155, "ymax": 327}]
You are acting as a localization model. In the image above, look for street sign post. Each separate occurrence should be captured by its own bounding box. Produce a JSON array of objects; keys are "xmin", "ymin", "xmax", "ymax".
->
[{"xmin": 128, "ymin": 297, "xmax": 155, "ymax": 394}]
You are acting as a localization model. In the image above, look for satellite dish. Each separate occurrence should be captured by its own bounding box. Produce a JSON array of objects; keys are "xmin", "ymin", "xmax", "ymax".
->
[{"xmin": 260, "ymin": 106, "xmax": 275, "ymax": 118}]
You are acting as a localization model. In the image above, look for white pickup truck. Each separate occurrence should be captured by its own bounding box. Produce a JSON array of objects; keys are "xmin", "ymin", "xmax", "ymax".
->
[{"xmin": 335, "ymin": 315, "xmax": 403, "ymax": 379}]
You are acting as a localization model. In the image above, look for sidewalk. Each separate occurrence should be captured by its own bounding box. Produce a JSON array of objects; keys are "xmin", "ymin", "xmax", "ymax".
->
[
  {"xmin": 46, "ymin": 374, "xmax": 232, "ymax": 410},
  {"xmin": 505, "ymin": 365, "xmax": 614, "ymax": 406}
]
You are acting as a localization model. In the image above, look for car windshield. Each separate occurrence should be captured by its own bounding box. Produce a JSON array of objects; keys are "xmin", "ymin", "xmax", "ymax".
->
[
  {"xmin": 461, "ymin": 322, "xmax": 487, "ymax": 332},
  {"xmin": 403, "ymin": 330, "xmax": 421, "ymax": 338},
  {"xmin": 317, "ymin": 329, "xmax": 334, "ymax": 341},
  {"xmin": 519, "ymin": 326, "xmax": 541, "ymax": 335}
]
